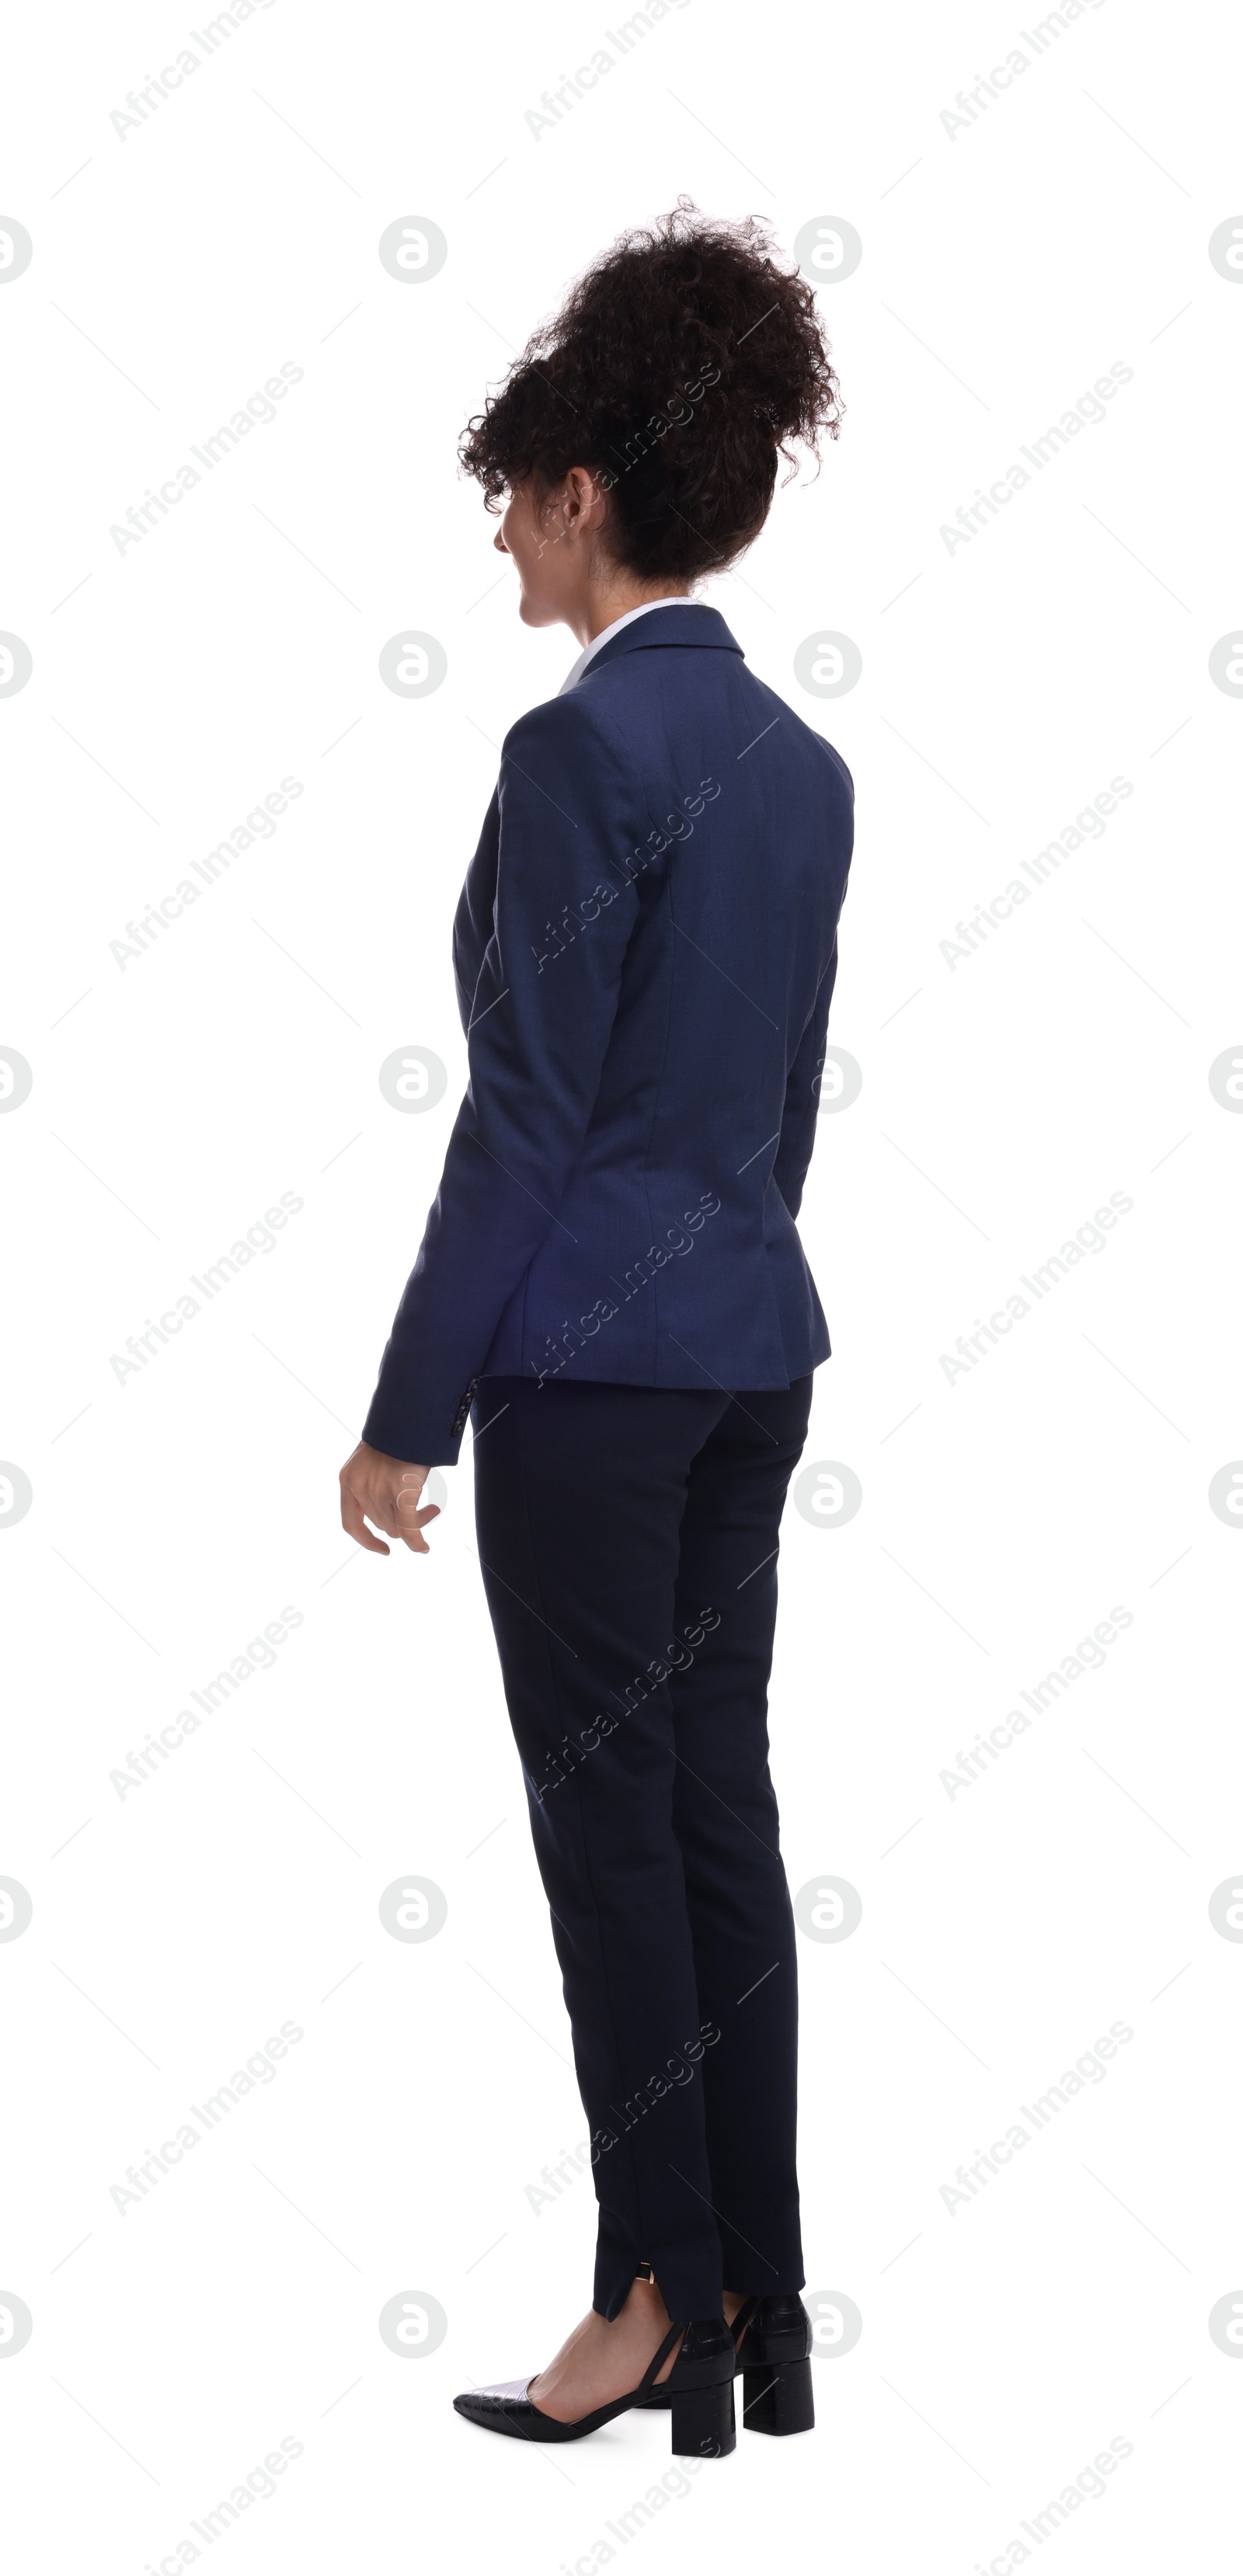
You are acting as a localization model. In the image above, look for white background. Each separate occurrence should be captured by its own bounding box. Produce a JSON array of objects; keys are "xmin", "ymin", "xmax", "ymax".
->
[{"xmin": 2, "ymin": 1, "xmax": 1242, "ymax": 2568}]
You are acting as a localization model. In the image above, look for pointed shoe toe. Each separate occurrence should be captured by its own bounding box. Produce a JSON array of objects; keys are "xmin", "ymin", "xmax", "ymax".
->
[
  {"xmin": 452, "ymin": 2318, "xmax": 736, "ymax": 2450},
  {"xmin": 453, "ymin": 2376, "xmax": 541, "ymax": 2436}
]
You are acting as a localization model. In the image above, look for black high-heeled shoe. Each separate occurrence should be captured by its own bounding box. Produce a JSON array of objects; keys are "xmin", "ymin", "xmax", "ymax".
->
[
  {"xmin": 733, "ymin": 2292, "xmax": 815, "ymax": 2435},
  {"xmin": 642, "ymin": 2293, "xmax": 815, "ymax": 2436},
  {"xmin": 453, "ymin": 2315, "xmax": 736, "ymax": 2454}
]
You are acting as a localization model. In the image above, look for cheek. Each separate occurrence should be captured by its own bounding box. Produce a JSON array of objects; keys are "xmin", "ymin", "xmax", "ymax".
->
[
  {"xmin": 500, "ymin": 497, "xmax": 532, "ymax": 562},
  {"xmin": 516, "ymin": 518, "xmax": 548, "ymax": 572}
]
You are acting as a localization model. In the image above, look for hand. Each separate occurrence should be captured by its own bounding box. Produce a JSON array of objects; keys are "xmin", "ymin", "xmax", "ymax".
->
[{"xmin": 339, "ymin": 1442, "xmax": 441, "ymax": 1556}]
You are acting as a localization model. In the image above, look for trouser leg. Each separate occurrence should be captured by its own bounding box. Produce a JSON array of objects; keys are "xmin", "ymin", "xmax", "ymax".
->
[
  {"xmin": 471, "ymin": 1374, "xmax": 731, "ymax": 2321},
  {"xmin": 666, "ymin": 1379, "xmax": 813, "ymax": 2293}
]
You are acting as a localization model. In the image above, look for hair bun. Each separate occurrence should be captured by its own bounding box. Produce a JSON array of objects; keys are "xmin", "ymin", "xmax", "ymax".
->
[{"xmin": 459, "ymin": 200, "xmax": 844, "ymax": 579}]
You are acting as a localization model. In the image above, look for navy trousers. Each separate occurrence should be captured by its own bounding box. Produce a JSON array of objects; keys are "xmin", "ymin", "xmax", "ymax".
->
[{"xmin": 471, "ymin": 1371, "xmax": 813, "ymax": 2322}]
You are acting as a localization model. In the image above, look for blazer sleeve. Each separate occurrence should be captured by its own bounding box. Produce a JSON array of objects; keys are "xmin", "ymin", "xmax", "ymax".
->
[
  {"xmin": 361, "ymin": 697, "xmax": 646, "ymax": 1465},
  {"xmin": 771, "ymin": 937, "xmax": 840, "ymax": 1222},
  {"xmin": 772, "ymin": 739, "xmax": 855, "ymax": 1221}
]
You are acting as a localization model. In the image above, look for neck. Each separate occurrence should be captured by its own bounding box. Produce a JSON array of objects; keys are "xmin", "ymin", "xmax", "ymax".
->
[{"xmin": 573, "ymin": 580, "xmax": 691, "ymax": 650}]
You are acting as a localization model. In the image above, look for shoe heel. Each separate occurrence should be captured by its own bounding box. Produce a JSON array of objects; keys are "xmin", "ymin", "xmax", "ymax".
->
[
  {"xmin": 742, "ymin": 2357, "xmax": 815, "ymax": 2436},
  {"xmin": 670, "ymin": 2378, "xmax": 736, "ymax": 2459}
]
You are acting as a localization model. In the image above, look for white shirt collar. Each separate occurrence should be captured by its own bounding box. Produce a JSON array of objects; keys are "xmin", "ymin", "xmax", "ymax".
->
[{"xmin": 559, "ymin": 596, "xmax": 707, "ymax": 693}]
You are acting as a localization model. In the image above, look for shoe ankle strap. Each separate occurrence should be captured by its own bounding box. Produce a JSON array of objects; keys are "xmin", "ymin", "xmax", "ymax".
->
[{"xmin": 636, "ymin": 2318, "xmax": 686, "ymax": 2396}]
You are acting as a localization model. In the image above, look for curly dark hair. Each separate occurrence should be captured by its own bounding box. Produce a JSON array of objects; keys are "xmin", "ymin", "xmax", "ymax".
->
[{"xmin": 458, "ymin": 200, "xmax": 844, "ymax": 580}]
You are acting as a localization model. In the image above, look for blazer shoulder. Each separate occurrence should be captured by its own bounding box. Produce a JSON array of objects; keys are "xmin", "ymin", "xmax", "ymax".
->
[
  {"xmin": 501, "ymin": 684, "xmax": 628, "ymax": 763},
  {"xmin": 741, "ymin": 672, "xmax": 855, "ymax": 805},
  {"xmin": 500, "ymin": 684, "xmax": 645, "ymax": 817},
  {"xmin": 813, "ymin": 730, "xmax": 855, "ymax": 801}
]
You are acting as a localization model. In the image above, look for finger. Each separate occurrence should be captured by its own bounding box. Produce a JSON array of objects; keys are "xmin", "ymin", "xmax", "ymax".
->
[
  {"xmin": 397, "ymin": 1504, "xmax": 440, "ymax": 1555},
  {"xmin": 340, "ymin": 1486, "xmax": 390, "ymax": 1555}
]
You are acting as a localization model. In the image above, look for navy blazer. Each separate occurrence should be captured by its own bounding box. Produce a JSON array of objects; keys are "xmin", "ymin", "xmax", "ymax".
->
[{"xmin": 363, "ymin": 605, "xmax": 854, "ymax": 1465}]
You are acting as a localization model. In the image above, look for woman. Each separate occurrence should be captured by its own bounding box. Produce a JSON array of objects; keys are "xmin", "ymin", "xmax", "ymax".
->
[{"xmin": 339, "ymin": 204, "xmax": 852, "ymax": 2456}]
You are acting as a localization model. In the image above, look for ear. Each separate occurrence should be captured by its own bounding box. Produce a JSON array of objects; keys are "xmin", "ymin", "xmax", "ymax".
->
[{"xmin": 564, "ymin": 464, "xmax": 609, "ymax": 529}]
